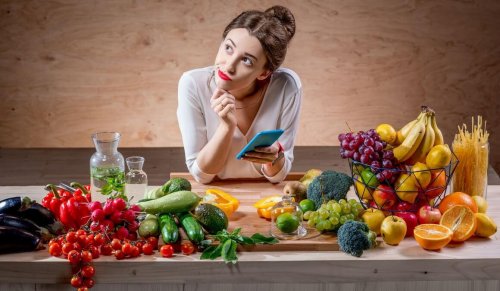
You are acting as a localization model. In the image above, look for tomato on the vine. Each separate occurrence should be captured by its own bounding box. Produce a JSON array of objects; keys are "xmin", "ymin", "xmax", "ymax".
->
[
  {"xmin": 100, "ymin": 244, "xmax": 113, "ymax": 256},
  {"xmin": 83, "ymin": 277, "xmax": 95, "ymax": 288},
  {"xmin": 67, "ymin": 250, "xmax": 81, "ymax": 265},
  {"xmin": 147, "ymin": 236, "xmax": 158, "ymax": 249},
  {"xmin": 70, "ymin": 275, "xmax": 82, "ymax": 288},
  {"xmin": 66, "ymin": 231, "xmax": 78, "ymax": 244},
  {"xmin": 111, "ymin": 238, "xmax": 122, "ymax": 250},
  {"xmin": 48, "ymin": 243, "xmax": 62, "ymax": 257},
  {"xmin": 80, "ymin": 250, "xmax": 93, "ymax": 263},
  {"xmin": 160, "ymin": 245, "xmax": 174, "ymax": 258},
  {"xmin": 142, "ymin": 243, "xmax": 153, "ymax": 255},
  {"xmin": 122, "ymin": 243, "xmax": 133, "ymax": 256},
  {"xmin": 81, "ymin": 265, "xmax": 95, "ymax": 278}
]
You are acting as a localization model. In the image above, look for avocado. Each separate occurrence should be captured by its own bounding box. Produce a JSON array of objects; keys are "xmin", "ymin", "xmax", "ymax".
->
[
  {"xmin": 161, "ymin": 177, "xmax": 192, "ymax": 195},
  {"xmin": 193, "ymin": 203, "xmax": 228, "ymax": 234}
]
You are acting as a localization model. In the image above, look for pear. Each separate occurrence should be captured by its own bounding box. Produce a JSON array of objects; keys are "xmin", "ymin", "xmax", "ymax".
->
[
  {"xmin": 283, "ymin": 181, "xmax": 307, "ymax": 202},
  {"xmin": 299, "ymin": 169, "xmax": 323, "ymax": 187}
]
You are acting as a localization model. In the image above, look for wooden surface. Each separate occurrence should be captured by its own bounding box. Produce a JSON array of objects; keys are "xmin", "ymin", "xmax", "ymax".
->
[
  {"xmin": 0, "ymin": 185, "xmax": 499, "ymax": 290},
  {"xmin": 169, "ymin": 172, "xmax": 339, "ymax": 251},
  {"xmin": 1, "ymin": 147, "xmax": 499, "ymax": 187},
  {"xmin": 0, "ymin": 0, "xmax": 499, "ymax": 175}
]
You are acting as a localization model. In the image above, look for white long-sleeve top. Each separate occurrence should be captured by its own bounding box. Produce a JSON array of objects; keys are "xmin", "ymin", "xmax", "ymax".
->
[{"xmin": 177, "ymin": 66, "xmax": 302, "ymax": 184}]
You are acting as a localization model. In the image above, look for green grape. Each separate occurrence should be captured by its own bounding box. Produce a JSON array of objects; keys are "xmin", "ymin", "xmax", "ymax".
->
[
  {"xmin": 339, "ymin": 216, "xmax": 348, "ymax": 225},
  {"xmin": 339, "ymin": 199, "xmax": 347, "ymax": 205},
  {"xmin": 307, "ymin": 219, "xmax": 316, "ymax": 227},
  {"xmin": 351, "ymin": 206, "xmax": 359, "ymax": 217},
  {"xmin": 348, "ymin": 199, "xmax": 358, "ymax": 206},
  {"xmin": 341, "ymin": 204, "xmax": 351, "ymax": 214},
  {"xmin": 330, "ymin": 211, "xmax": 340, "ymax": 220},
  {"xmin": 315, "ymin": 220, "xmax": 326, "ymax": 231},
  {"xmin": 319, "ymin": 210, "xmax": 329, "ymax": 220},
  {"xmin": 325, "ymin": 203, "xmax": 334, "ymax": 212},
  {"xmin": 332, "ymin": 203, "xmax": 342, "ymax": 214},
  {"xmin": 303, "ymin": 211, "xmax": 312, "ymax": 220},
  {"xmin": 329, "ymin": 216, "xmax": 339, "ymax": 226},
  {"xmin": 323, "ymin": 220, "xmax": 333, "ymax": 230},
  {"xmin": 345, "ymin": 213, "xmax": 355, "ymax": 221}
]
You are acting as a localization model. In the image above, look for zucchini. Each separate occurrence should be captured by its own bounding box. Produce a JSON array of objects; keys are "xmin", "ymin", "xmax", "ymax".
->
[
  {"xmin": 159, "ymin": 214, "xmax": 179, "ymax": 244},
  {"xmin": 138, "ymin": 191, "xmax": 201, "ymax": 215},
  {"xmin": 178, "ymin": 213, "xmax": 204, "ymax": 244}
]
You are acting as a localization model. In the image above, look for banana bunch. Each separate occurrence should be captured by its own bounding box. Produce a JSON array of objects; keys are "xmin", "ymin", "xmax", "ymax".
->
[{"xmin": 393, "ymin": 106, "xmax": 444, "ymax": 164}]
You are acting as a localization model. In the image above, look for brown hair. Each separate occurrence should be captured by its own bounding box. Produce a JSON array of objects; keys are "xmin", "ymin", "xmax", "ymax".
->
[{"xmin": 222, "ymin": 6, "xmax": 296, "ymax": 71}]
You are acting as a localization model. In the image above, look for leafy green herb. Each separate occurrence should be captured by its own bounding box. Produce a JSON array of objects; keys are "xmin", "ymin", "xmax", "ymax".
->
[
  {"xmin": 93, "ymin": 168, "xmax": 127, "ymax": 201},
  {"xmin": 200, "ymin": 228, "xmax": 278, "ymax": 264}
]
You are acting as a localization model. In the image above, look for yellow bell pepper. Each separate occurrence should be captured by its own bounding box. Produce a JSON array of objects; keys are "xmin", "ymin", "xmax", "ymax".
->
[
  {"xmin": 203, "ymin": 188, "xmax": 239, "ymax": 217},
  {"xmin": 254, "ymin": 195, "xmax": 283, "ymax": 219}
]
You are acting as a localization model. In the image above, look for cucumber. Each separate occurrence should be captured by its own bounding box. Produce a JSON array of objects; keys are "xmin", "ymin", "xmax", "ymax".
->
[
  {"xmin": 159, "ymin": 214, "xmax": 179, "ymax": 244},
  {"xmin": 178, "ymin": 213, "xmax": 204, "ymax": 244},
  {"xmin": 138, "ymin": 191, "xmax": 201, "ymax": 215}
]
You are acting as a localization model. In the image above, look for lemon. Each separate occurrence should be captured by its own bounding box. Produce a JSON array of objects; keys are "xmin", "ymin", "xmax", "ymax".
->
[
  {"xmin": 426, "ymin": 144, "xmax": 452, "ymax": 169},
  {"xmin": 376, "ymin": 123, "xmax": 397, "ymax": 145},
  {"xmin": 411, "ymin": 162, "xmax": 431, "ymax": 189},
  {"xmin": 472, "ymin": 196, "xmax": 488, "ymax": 213},
  {"xmin": 355, "ymin": 178, "xmax": 373, "ymax": 200},
  {"xmin": 276, "ymin": 213, "xmax": 300, "ymax": 233},
  {"xmin": 474, "ymin": 213, "xmax": 497, "ymax": 238}
]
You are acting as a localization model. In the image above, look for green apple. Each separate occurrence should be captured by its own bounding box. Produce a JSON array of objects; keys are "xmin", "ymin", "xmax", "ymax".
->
[
  {"xmin": 361, "ymin": 208, "xmax": 386, "ymax": 235},
  {"xmin": 381, "ymin": 215, "xmax": 407, "ymax": 246}
]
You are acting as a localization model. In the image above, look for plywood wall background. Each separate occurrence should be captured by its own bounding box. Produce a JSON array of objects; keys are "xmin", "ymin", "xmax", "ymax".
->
[{"xmin": 0, "ymin": 0, "xmax": 499, "ymax": 173}]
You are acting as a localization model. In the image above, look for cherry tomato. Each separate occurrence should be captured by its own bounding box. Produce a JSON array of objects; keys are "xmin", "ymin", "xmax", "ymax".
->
[
  {"xmin": 111, "ymin": 238, "xmax": 122, "ymax": 250},
  {"xmin": 77, "ymin": 287, "xmax": 89, "ymax": 291},
  {"xmin": 76, "ymin": 229, "xmax": 86, "ymax": 236},
  {"xmin": 62, "ymin": 242, "xmax": 74, "ymax": 255},
  {"xmin": 85, "ymin": 234, "xmax": 94, "ymax": 247},
  {"xmin": 48, "ymin": 243, "xmax": 62, "ymax": 257},
  {"xmin": 83, "ymin": 278, "xmax": 95, "ymax": 288},
  {"xmin": 130, "ymin": 246, "xmax": 140, "ymax": 258},
  {"xmin": 70, "ymin": 275, "xmax": 82, "ymax": 288},
  {"xmin": 114, "ymin": 250, "xmax": 125, "ymax": 260},
  {"xmin": 66, "ymin": 231, "xmax": 78, "ymax": 244},
  {"xmin": 160, "ymin": 245, "xmax": 174, "ymax": 258},
  {"xmin": 147, "ymin": 236, "xmax": 158, "ymax": 250},
  {"xmin": 122, "ymin": 243, "xmax": 132, "ymax": 256},
  {"xmin": 67, "ymin": 250, "xmax": 81, "ymax": 265},
  {"xmin": 100, "ymin": 244, "xmax": 113, "ymax": 256},
  {"xmin": 181, "ymin": 242, "xmax": 195, "ymax": 255},
  {"xmin": 134, "ymin": 241, "xmax": 143, "ymax": 252},
  {"xmin": 89, "ymin": 245, "xmax": 100, "ymax": 259},
  {"xmin": 142, "ymin": 243, "xmax": 153, "ymax": 255},
  {"xmin": 80, "ymin": 250, "xmax": 93, "ymax": 263},
  {"xmin": 81, "ymin": 265, "xmax": 95, "ymax": 278},
  {"xmin": 94, "ymin": 233, "xmax": 105, "ymax": 246}
]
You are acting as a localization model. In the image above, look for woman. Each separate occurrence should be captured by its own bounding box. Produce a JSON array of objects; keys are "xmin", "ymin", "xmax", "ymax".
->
[{"xmin": 177, "ymin": 6, "xmax": 302, "ymax": 184}]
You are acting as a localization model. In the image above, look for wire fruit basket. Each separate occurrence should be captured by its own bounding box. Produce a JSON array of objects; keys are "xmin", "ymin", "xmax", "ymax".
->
[{"xmin": 349, "ymin": 153, "xmax": 459, "ymax": 213}]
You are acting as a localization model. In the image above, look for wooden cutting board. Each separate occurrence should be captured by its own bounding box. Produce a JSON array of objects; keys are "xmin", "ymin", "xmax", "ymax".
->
[{"xmin": 170, "ymin": 172, "xmax": 340, "ymax": 251}]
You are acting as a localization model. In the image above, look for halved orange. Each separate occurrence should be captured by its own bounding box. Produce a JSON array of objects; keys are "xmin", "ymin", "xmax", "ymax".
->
[
  {"xmin": 414, "ymin": 224, "xmax": 453, "ymax": 250},
  {"xmin": 439, "ymin": 205, "xmax": 477, "ymax": 242}
]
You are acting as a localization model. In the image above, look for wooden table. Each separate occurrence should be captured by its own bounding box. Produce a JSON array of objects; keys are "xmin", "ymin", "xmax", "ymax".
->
[{"xmin": 0, "ymin": 183, "xmax": 499, "ymax": 291}]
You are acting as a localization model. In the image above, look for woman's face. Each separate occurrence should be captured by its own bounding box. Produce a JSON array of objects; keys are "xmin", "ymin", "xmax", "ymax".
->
[{"xmin": 214, "ymin": 28, "xmax": 270, "ymax": 92}]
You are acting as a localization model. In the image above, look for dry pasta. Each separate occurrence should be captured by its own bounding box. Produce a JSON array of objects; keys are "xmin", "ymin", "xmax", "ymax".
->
[{"xmin": 452, "ymin": 116, "xmax": 489, "ymax": 197}]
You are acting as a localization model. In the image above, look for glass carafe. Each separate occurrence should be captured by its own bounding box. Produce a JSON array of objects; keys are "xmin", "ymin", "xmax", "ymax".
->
[
  {"xmin": 125, "ymin": 156, "xmax": 148, "ymax": 199},
  {"xmin": 90, "ymin": 132, "xmax": 125, "ymax": 199},
  {"xmin": 270, "ymin": 194, "xmax": 307, "ymax": 240}
]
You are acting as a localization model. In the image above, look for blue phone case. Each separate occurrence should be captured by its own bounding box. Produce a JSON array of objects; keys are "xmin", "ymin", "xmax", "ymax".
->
[{"xmin": 236, "ymin": 129, "xmax": 284, "ymax": 160}]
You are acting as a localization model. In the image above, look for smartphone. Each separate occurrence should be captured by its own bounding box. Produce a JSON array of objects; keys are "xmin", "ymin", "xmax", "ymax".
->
[{"xmin": 236, "ymin": 129, "xmax": 284, "ymax": 159}]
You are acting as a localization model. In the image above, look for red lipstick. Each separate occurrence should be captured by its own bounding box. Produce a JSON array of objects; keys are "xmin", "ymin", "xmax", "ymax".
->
[{"xmin": 218, "ymin": 70, "xmax": 232, "ymax": 81}]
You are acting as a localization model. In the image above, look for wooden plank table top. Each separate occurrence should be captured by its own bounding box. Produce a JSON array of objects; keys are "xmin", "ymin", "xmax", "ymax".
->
[{"xmin": 0, "ymin": 184, "xmax": 499, "ymax": 285}]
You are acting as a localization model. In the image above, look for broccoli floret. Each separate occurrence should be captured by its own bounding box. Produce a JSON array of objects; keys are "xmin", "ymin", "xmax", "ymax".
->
[
  {"xmin": 306, "ymin": 170, "xmax": 353, "ymax": 209},
  {"xmin": 162, "ymin": 177, "xmax": 191, "ymax": 194},
  {"xmin": 337, "ymin": 220, "xmax": 377, "ymax": 257}
]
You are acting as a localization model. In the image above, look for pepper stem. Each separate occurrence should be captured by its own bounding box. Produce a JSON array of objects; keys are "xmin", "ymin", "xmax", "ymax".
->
[
  {"xmin": 44, "ymin": 184, "xmax": 60, "ymax": 199},
  {"xmin": 70, "ymin": 182, "xmax": 89, "ymax": 194}
]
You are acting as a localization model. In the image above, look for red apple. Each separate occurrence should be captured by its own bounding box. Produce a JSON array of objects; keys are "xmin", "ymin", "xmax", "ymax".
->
[
  {"xmin": 417, "ymin": 205, "xmax": 442, "ymax": 224},
  {"xmin": 395, "ymin": 201, "xmax": 413, "ymax": 212},
  {"xmin": 373, "ymin": 185, "xmax": 398, "ymax": 211},
  {"xmin": 394, "ymin": 211, "xmax": 418, "ymax": 237}
]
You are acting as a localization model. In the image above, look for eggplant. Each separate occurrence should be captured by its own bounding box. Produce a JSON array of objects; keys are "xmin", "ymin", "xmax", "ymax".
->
[
  {"xmin": 18, "ymin": 203, "xmax": 63, "ymax": 235},
  {"xmin": 0, "ymin": 214, "xmax": 53, "ymax": 243},
  {"xmin": 0, "ymin": 196, "xmax": 32, "ymax": 215},
  {"xmin": 0, "ymin": 226, "xmax": 42, "ymax": 254}
]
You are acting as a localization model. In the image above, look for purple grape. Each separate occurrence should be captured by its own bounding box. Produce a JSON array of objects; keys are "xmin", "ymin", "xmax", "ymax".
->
[
  {"xmin": 360, "ymin": 154, "xmax": 371, "ymax": 165},
  {"xmin": 364, "ymin": 138, "xmax": 374, "ymax": 147},
  {"xmin": 340, "ymin": 150, "xmax": 347, "ymax": 159},
  {"xmin": 374, "ymin": 141, "xmax": 383, "ymax": 152},
  {"xmin": 341, "ymin": 139, "xmax": 350, "ymax": 150},
  {"xmin": 345, "ymin": 133, "xmax": 353, "ymax": 141},
  {"xmin": 371, "ymin": 160, "xmax": 381, "ymax": 169},
  {"xmin": 353, "ymin": 152, "xmax": 360, "ymax": 161},
  {"xmin": 376, "ymin": 173, "xmax": 384, "ymax": 182},
  {"xmin": 367, "ymin": 129, "xmax": 376, "ymax": 137},
  {"xmin": 371, "ymin": 152, "xmax": 380, "ymax": 161},
  {"xmin": 382, "ymin": 150, "xmax": 392, "ymax": 160},
  {"xmin": 346, "ymin": 150, "xmax": 355, "ymax": 159},
  {"xmin": 382, "ymin": 159, "xmax": 393, "ymax": 169},
  {"xmin": 363, "ymin": 146, "xmax": 374, "ymax": 156},
  {"xmin": 358, "ymin": 145, "xmax": 366, "ymax": 154},
  {"xmin": 349, "ymin": 140, "xmax": 358, "ymax": 151},
  {"xmin": 382, "ymin": 170, "xmax": 393, "ymax": 179},
  {"xmin": 338, "ymin": 133, "xmax": 346, "ymax": 142}
]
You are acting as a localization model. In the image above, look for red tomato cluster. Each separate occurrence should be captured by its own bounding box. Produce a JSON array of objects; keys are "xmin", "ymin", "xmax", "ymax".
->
[{"xmin": 42, "ymin": 183, "xmax": 91, "ymax": 230}]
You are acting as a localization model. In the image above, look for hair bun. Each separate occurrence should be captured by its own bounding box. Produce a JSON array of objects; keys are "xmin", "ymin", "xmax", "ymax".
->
[{"xmin": 265, "ymin": 6, "xmax": 296, "ymax": 40}]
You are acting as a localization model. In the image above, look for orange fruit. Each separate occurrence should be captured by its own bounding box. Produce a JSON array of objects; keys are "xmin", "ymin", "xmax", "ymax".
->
[
  {"xmin": 414, "ymin": 224, "xmax": 453, "ymax": 250},
  {"xmin": 424, "ymin": 170, "xmax": 446, "ymax": 199},
  {"xmin": 438, "ymin": 192, "xmax": 478, "ymax": 214},
  {"xmin": 439, "ymin": 205, "xmax": 477, "ymax": 242}
]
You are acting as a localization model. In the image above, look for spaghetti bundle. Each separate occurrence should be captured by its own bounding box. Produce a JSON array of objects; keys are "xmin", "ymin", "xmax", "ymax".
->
[{"xmin": 452, "ymin": 116, "xmax": 489, "ymax": 197}]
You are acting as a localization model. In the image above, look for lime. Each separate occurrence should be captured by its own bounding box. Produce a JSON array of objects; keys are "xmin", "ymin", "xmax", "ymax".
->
[
  {"xmin": 299, "ymin": 199, "xmax": 316, "ymax": 213},
  {"xmin": 276, "ymin": 213, "xmax": 300, "ymax": 234}
]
